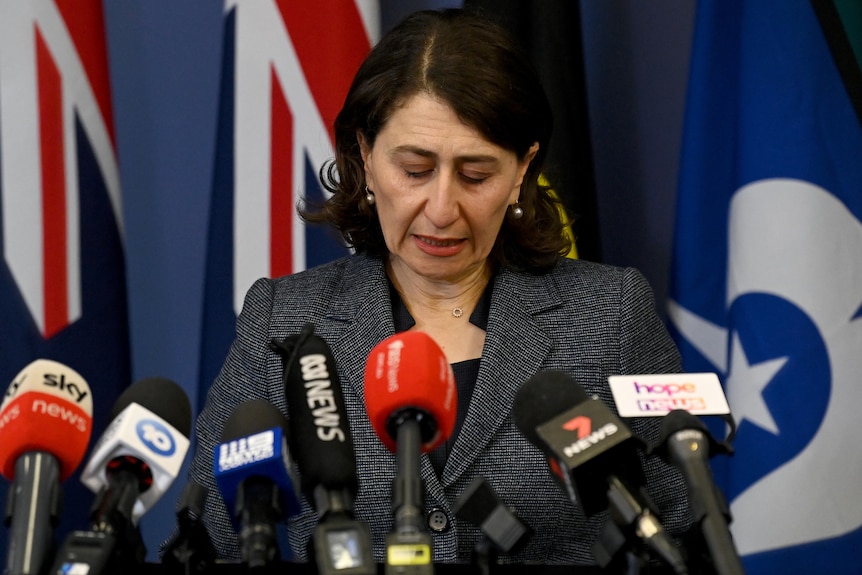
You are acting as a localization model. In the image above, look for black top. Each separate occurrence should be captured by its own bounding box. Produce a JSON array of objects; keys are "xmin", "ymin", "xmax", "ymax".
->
[{"xmin": 388, "ymin": 279, "xmax": 494, "ymax": 475}]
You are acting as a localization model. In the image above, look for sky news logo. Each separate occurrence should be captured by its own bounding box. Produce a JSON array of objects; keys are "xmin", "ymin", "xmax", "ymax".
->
[{"xmin": 608, "ymin": 373, "xmax": 730, "ymax": 417}]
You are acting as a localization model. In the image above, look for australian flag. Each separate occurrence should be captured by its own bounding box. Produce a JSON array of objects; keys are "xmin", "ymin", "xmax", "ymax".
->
[
  {"xmin": 668, "ymin": 1, "xmax": 862, "ymax": 573},
  {"xmin": 0, "ymin": 0, "xmax": 130, "ymax": 559},
  {"xmin": 199, "ymin": 0, "xmax": 378, "ymax": 404}
]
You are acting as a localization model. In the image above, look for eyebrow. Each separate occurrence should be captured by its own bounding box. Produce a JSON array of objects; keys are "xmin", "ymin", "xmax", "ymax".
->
[{"xmin": 390, "ymin": 145, "xmax": 500, "ymax": 165}]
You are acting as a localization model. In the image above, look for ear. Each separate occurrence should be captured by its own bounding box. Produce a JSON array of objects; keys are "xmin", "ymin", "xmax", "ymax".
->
[
  {"xmin": 358, "ymin": 132, "xmax": 375, "ymax": 190},
  {"xmin": 511, "ymin": 142, "xmax": 540, "ymax": 200},
  {"xmin": 358, "ymin": 131, "xmax": 370, "ymax": 162}
]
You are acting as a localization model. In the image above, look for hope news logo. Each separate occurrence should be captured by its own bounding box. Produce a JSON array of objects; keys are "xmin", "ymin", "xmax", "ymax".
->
[{"xmin": 634, "ymin": 380, "xmax": 706, "ymax": 413}]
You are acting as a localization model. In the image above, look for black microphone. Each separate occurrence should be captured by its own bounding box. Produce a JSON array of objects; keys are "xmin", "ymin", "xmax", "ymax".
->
[
  {"xmin": 452, "ymin": 476, "xmax": 532, "ymax": 573},
  {"xmin": 160, "ymin": 480, "xmax": 217, "ymax": 574},
  {"xmin": 654, "ymin": 410, "xmax": 743, "ymax": 575},
  {"xmin": 512, "ymin": 371, "xmax": 687, "ymax": 575},
  {"xmin": 270, "ymin": 323, "xmax": 374, "ymax": 575},
  {"xmin": 51, "ymin": 377, "xmax": 192, "ymax": 574},
  {"xmin": 213, "ymin": 399, "xmax": 301, "ymax": 569}
]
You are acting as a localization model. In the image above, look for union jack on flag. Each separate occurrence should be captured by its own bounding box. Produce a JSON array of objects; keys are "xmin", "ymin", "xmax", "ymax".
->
[
  {"xmin": 0, "ymin": 0, "xmax": 131, "ymax": 551},
  {"xmin": 198, "ymin": 0, "xmax": 379, "ymax": 400}
]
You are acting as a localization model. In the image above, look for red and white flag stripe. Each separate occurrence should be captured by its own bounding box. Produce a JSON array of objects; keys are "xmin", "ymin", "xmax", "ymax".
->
[
  {"xmin": 0, "ymin": 0, "xmax": 121, "ymax": 338},
  {"xmin": 226, "ymin": 0, "xmax": 377, "ymax": 315}
]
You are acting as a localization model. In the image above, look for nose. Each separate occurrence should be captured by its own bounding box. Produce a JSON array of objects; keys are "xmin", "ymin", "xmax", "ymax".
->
[{"xmin": 423, "ymin": 172, "xmax": 459, "ymax": 229}]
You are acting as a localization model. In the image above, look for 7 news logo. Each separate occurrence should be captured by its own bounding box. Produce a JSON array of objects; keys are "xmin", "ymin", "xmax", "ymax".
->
[{"xmin": 560, "ymin": 415, "xmax": 619, "ymax": 458}]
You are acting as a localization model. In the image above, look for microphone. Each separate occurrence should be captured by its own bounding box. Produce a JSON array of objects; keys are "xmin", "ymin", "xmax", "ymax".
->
[
  {"xmin": 52, "ymin": 376, "xmax": 192, "ymax": 573},
  {"xmin": 654, "ymin": 410, "xmax": 743, "ymax": 575},
  {"xmin": 270, "ymin": 323, "xmax": 374, "ymax": 575},
  {"xmin": 160, "ymin": 480, "xmax": 217, "ymax": 574},
  {"xmin": 512, "ymin": 371, "xmax": 687, "ymax": 575},
  {"xmin": 0, "ymin": 359, "xmax": 93, "ymax": 575},
  {"xmin": 213, "ymin": 399, "xmax": 301, "ymax": 569},
  {"xmin": 364, "ymin": 331, "xmax": 457, "ymax": 574},
  {"xmin": 452, "ymin": 476, "xmax": 532, "ymax": 574}
]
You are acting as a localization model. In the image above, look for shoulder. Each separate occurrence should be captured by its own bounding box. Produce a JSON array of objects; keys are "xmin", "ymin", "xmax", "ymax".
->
[
  {"xmin": 499, "ymin": 258, "xmax": 653, "ymax": 310},
  {"xmin": 235, "ymin": 254, "xmax": 388, "ymax": 337},
  {"xmin": 548, "ymin": 257, "xmax": 650, "ymax": 289},
  {"xmin": 242, "ymin": 254, "xmax": 383, "ymax": 305}
]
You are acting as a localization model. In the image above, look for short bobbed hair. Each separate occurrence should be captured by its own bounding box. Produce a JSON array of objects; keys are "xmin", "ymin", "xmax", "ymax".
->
[{"xmin": 302, "ymin": 9, "xmax": 570, "ymax": 272}]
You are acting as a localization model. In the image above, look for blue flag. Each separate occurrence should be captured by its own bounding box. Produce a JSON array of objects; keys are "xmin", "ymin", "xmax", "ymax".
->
[
  {"xmin": 0, "ymin": 0, "xmax": 130, "ymax": 557},
  {"xmin": 198, "ymin": 1, "xmax": 378, "ymax": 405},
  {"xmin": 668, "ymin": 1, "xmax": 862, "ymax": 572}
]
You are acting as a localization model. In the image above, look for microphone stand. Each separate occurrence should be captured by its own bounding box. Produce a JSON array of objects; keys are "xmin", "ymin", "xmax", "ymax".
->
[
  {"xmin": 161, "ymin": 482, "xmax": 216, "ymax": 575},
  {"xmin": 4, "ymin": 452, "xmax": 62, "ymax": 575},
  {"xmin": 593, "ymin": 476, "xmax": 688, "ymax": 575},
  {"xmin": 50, "ymin": 462, "xmax": 147, "ymax": 574},
  {"xmin": 386, "ymin": 412, "xmax": 434, "ymax": 575},
  {"xmin": 653, "ymin": 411, "xmax": 743, "ymax": 575},
  {"xmin": 471, "ymin": 537, "xmax": 496, "ymax": 575}
]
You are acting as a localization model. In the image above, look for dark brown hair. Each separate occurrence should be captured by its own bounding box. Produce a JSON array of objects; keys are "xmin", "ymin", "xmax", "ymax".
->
[{"xmin": 301, "ymin": 8, "xmax": 570, "ymax": 272}]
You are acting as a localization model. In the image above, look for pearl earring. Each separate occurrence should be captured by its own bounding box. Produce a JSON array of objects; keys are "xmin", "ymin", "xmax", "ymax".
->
[
  {"xmin": 510, "ymin": 202, "xmax": 523, "ymax": 219},
  {"xmin": 365, "ymin": 186, "xmax": 375, "ymax": 206}
]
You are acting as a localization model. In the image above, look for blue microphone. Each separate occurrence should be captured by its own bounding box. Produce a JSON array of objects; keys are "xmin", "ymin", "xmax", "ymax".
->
[{"xmin": 213, "ymin": 399, "xmax": 301, "ymax": 569}]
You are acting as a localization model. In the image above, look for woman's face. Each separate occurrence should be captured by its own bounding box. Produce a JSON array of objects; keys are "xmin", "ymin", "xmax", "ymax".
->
[{"xmin": 360, "ymin": 93, "xmax": 537, "ymax": 284}]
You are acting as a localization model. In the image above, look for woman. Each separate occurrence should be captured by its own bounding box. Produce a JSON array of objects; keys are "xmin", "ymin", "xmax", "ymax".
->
[{"xmin": 188, "ymin": 8, "xmax": 690, "ymax": 566}]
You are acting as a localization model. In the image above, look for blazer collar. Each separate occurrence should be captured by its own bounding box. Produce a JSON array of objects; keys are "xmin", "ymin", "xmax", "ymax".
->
[
  {"xmin": 322, "ymin": 255, "xmax": 396, "ymax": 406},
  {"xmin": 441, "ymin": 268, "xmax": 561, "ymax": 485},
  {"xmin": 319, "ymin": 255, "xmax": 564, "ymax": 486}
]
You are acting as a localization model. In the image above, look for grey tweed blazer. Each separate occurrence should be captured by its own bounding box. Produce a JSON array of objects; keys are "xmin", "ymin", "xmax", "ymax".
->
[{"xmin": 187, "ymin": 253, "xmax": 691, "ymax": 566}]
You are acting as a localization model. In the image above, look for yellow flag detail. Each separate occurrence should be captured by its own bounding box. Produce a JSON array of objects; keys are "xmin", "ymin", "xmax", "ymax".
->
[{"xmin": 539, "ymin": 174, "xmax": 578, "ymax": 259}]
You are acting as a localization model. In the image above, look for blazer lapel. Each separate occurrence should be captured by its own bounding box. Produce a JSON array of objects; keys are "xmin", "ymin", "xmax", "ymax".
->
[
  {"xmin": 321, "ymin": 255, "xmax": 396, "ymax": 405},
  {"xmin": 440, "ymin": 269, "xmax": 561, "ymax": 486}
]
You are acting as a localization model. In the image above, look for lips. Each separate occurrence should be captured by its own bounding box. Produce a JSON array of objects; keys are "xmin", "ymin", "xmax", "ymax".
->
[{"xmin": 413, "ymin": 234, "xmax": 464, "ymax": 256}]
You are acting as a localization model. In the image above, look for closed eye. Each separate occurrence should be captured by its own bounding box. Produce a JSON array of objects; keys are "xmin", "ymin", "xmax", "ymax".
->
[
  {"xmin": 405, "ymin": 169, "xmax": 433, "ymax": 179},
  {"xmin": 460, "ymin": 173, "xmax": 489, "ymax": 184}
]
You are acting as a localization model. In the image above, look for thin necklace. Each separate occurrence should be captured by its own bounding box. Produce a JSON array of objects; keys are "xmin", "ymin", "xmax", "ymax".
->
[{"xmin": 452, "ymin": 307, "xmax": 464, "ymax": 318}]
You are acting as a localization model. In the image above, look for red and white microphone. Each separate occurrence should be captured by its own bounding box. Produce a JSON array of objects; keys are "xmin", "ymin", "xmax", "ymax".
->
[
  {"xmin": 0, "ymin": 358, "xmax": 94, "ymax": 575},
  {"xmin": 364, "ymin": 331, "xmax": 456, "ymax": 573},
  {"xmin": 364, "ymin": 331, "xmax": 457, "ymax": 453}
]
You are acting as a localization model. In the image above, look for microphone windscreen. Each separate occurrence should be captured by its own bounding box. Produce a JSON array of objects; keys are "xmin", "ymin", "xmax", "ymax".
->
[
  {"xmin": 0, "ymin": 359, "xmax": 93, "ymax": 481},
  {"xmin": 512, "ymin": 370, "xmax": 589, "ymax": 446},
  {"xmin": 364, "ymin": 331, "xmax": 456, "ymax": 452},
  {"xmin": 113, "ymin": 376, "xmax": 192, "ymax": 437},
  {"xmin": 81, "ymin": 377, "xmax": 192, "ymax": 521},
  {"xmin": 452, "ymin": 476, "xmax": 501, "ymax": 527},
  {"xmin": 278, "ymin": 328, "xmax": 357, "ymax": 498},
  {"xmin": 221, "ymin": 399, "xmax": 287, "ymax": 441},
  {"xmin": 658, "ymin": 408, "xmax": 709, "ymax": 441},
  {"xmin": 214, "ymin": 399, "xmax": 301, "ymax": 521},
  {"xmin": 452, "ymin": 477, "xmax": 532, "ymax": 554}
]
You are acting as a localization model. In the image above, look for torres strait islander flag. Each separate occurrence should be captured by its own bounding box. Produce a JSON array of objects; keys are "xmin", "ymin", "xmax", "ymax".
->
[
  {"xmin": 0, "ymin": 0, "xmax": 130, "ymax": 553},
  {"xmin": 668, "ymin": 1, "xmax": 862, "ymax": 572},
  {"xmin": 199, "ymin": 1, "xmax": 379, "ymax": 400}
]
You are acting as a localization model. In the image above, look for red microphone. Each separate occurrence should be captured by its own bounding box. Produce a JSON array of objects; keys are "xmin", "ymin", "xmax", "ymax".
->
[
  {"xmin": 0, "ymin": 359, "xmax": 94, "ymax": 575},
  {"xmin": 364, "ymin": 330, "xmax": 457, "ymax": 453},
  {"xmin": 0, "ymin": 359, "xmax": 93, "ymax": 482},
  {"xmin": 363, "ymin": 331, "xmax": 457, "ymax": 573}
]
